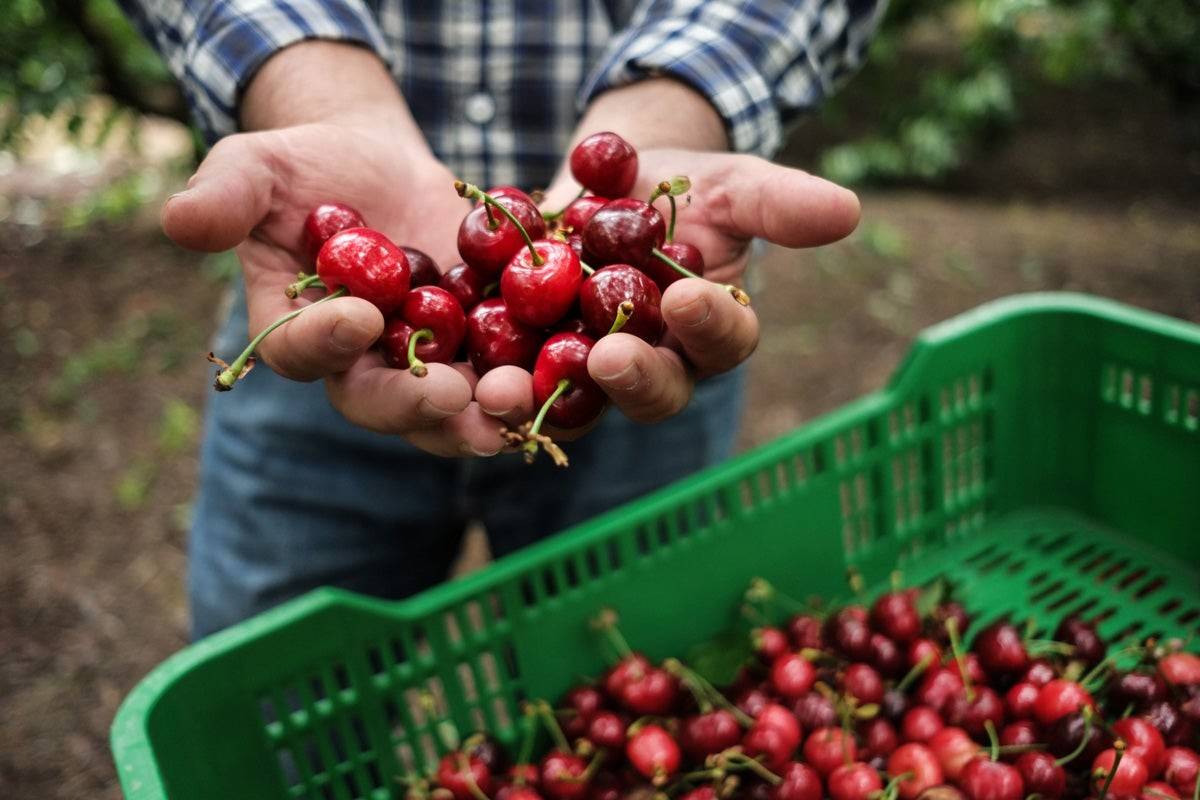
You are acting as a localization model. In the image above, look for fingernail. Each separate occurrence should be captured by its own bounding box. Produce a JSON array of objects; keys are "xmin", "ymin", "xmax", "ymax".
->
[
  {"xmin": 594, "ymin": 360, "xmax": 642, "ymax": 391},
  {"xmin": 479, "ymin": 404, "xmax": 515, "ymax": 419},
  {"xmin": 329, "ymin": 316, "xmax": 373, "ymax": 352},
  {"xmin": 417, "ymin": 396, "xmax": 461, "ymax": 419},
  {"xmin": 670, "ymin": 295, "xmax": 711, "ymax": 327},
  {"xmin": 461, "ymin": 441, "xmax": 500, "ymax": 457}
]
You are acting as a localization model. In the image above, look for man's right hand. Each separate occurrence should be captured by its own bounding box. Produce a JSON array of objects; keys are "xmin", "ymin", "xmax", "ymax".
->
[{"xmin": 164, "ymin": 42, "xmax": 519, "ymax": 457}]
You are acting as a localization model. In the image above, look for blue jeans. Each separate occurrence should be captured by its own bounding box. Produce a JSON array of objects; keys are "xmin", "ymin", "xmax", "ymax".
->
[{"xmin": 190, "ymin": 288, "xmax": 745, "ymax": 639}]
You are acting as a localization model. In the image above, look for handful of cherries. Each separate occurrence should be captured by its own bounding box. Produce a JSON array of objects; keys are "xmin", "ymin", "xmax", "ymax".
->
[
  {"xmin": 208, "ymin": 132, "xmax": 748, "ymax": 467},
  {"xmin": 406, "ymin": 581, "xmax": 1200, "ymax": 800}
]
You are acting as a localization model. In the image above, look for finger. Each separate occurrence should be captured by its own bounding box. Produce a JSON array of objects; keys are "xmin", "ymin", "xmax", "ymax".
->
[
  {"xmin": 162, "ymin": 134, "xmax": 276, "ymax": 252},
  {"xmin": 587, "ymin": 333, "xmax": 694, "ymax": 424},
  {"xmin": 409, "ymin": 402, "xmax": 508, "ymax": 457},
  {"xmin": 325, "ymin": 357, "xmax": 472, "ymax": 434},
  {"xmin": 662, "ymin": 279, "xmax": 759, "ymax": 377},
  {"xmin": 474, "ymin": 366, "xmax": 536, "ymax": 427},
  {"xmin": 710, "ymin": 156, "xmax": 861, "ymax": 247}
]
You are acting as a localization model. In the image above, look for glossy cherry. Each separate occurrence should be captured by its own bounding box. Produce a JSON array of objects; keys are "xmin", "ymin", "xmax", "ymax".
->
[
  {"xmin": 501, "ymin": 239, "xmax": 583, "ymax": 327},
  {"xmin": 487, "ymin": 185, "xmax": 538, "ymax": 206},
  {"xmin": 1113, "ymin": 672, "xmax": 1168, "ymax": 709},
  {"xmin": 772, "ymin": 653, "xmax": 818, "ymax": 699},
  {"xmin": 757, "ymin": 703, "xmax": 803, "ymax": 752},
  {"xmin": 457, "ymin": 189, "xmax": 547, "ymax": 276},
  {"xmin": 440, "ymin": 263, "xmax": 491, "ymax": 312},
  {"xmin": 436, "ymin": 753, "xmax": 493, "ymax": 800},
  {"xmin": 1014, "ymin": 751, "xmax": 1066, "ymax": 798},
  {"xmin": 862, "ymin": 718, "xmax": 900, "ymax": 759},
  {"xmin": 903, "ymin": 706, "xmax": 946, "ymax": 743},
  {"xmin": 561, "ymin": 686, "xmax": 604, "ymax": 738},
  {"xmin": 1113, "ymin": 717, "xmax": 1167, "ymax": 775},
  {"xmin": 756, "ymin": 627, "xmax": 791, "ymax": 662},
  {"xmin": 585, "ymin": 711, "xmax": 627, "ymax": 750},
  {"xmin": 1143, "ymin": 781, "xmax": 1181, "ymax": 800},
  {"xmin": 538, "ymin": 750, "xmax": 590, "ymax": 800},
  {"xmin": 958, "ymin": 756, "xmax": 1024, "ymax": 800},
  {"xmin": 794, "ymin": 692, "xmax": 838, "ymax": 731},
  {"xmin": 569, "ymin": 132, "xmax": 638, "ymax": 198},
  {"xmin": 909, "ymin": 638, "xmax": 944, "ymax": 670},
  {"xmin": 974, "ymin": 622, "xmax": 1028, "ymax": 675},
  {"xmin": 872, "ymin": 591, "xmax": 922, "ymax": 643},
  {"xmin": 380, "ymin": 286, "xmax": 465, "ymax": 376},
  {"xmin": 1159, "ymin": 652, "xmax": 1200, "ymax": 687},
  {"xmin": 933, "ymin": 603, "xmax": 972, "ymax": 642},
  {"xmin": 1145, "ymin": 701, "xmax": 1195, "ymax": 746},
  {"xmin": 770, "ymin": 762, "xmax": 823, "ymax": 800},
  {"xmin": 561, "ymin": 195, "xmax": 609, "ymax": 233},
  {"xmin": 626, "ymin": 724, "xmax": 680, "ymax": 784},
  {"xmin": 316, "ymin": 227, "xmax": 411, "ymax": 314},
  {"xmin": 579, "ymin": 264, "xmax": 664, "ymax": 344},
  {"xmin": 1022, "ymin": 660, "xmax": 1056, "ymax": 687},
  {"xmin": 871, "ymin": 634, "xmax": 907, "ymax": 677},
  {"xmin": 303, "ymin": 202, "xmax": 366, "ymax": 261},
  {"xmin": 618, "ymin": 663, "xmax": 679, "ymax": 716},
  {"xmin": 744, "ymin": 723, "xmax": 795, "ymax": 771},
  {"xmin": 928, "ymin": 727, "xmax": 981, "ymax": 781},
  {"xmin": 1092, "ymin": 747, "xmax": 1150, "ymax": 798},
  {"xmin": 804, "ymin": 727, "xmax": 858, "ymax": 776},
  {"xmin": 828, "ymin": 762, "xmax": 883, "ymax": 800},
  {"xmin": 1034, "ymin": 679, "xmax": 1095, "ymax": 726},
  {"xmin": 644, "ymin": 241, "xmax": 704, "ymax": 291},
  {"xmin": 582, "ymin": 199, "xmax": 665, "ymax": 268},
  {"xmin": 465, "ymin": 299, "xmax": 542, "ymax": 374},
  {"xmin": 1004, "ymin": 682, "xmax": 1040, "ymax": 720},
  {"xmin": 1162, "ymin": 747, "xmax": 1199, "ymax": 796},
  {"xmin": 603, "ymin": 653, "xmax": 650, "ymax": 699},
  {"xmin": 826, "ymin": 608, "xmax": 875, "ymax": 662},
  {"xmin": 998, "ymin": 720, "xmax": 1039, "ymax": 755},
  {"xmin": 680, "ymin": 709, "xmax": 742, "ymax": 760},
  {"xmin": 889, "ymin": 743, "xmax": 945, "ymax": 800},
  {"xmin": 843, "ymin": 663, "xmax": 885, "ymax": 705},
  {"xmin": 402, "ymin": 246, "xmax": 441, "ymax": 287},
  {"xmin": 1053, "ymin": 616, "xmax": 1106, "ymax": 665},
  {"xmin": 788, "ymin": 614, "xmax": 825, "ymax": 650},
  {"xmin": 916, "ymin": 666, "xmax": 965, "ymax": 713},
  {"xmin": 945, "ymin": 686, "xmax": 1005, "ymax": 737},
  {"xmin": 1046, "ymin": 710, "xmax": 1111, "ymax": 762}
]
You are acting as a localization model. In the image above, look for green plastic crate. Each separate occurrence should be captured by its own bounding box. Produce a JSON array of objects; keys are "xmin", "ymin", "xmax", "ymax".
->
[{"xmin": 112, "ymin": 293, "xmax": 1200, "ymax": 800}]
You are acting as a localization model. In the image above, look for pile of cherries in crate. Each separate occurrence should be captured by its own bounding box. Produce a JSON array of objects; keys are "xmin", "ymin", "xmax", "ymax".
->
[
  {"xmin": 208, "ymin": 132, "xmax": 748, "ymax": 467},
  {"xmin": 406, "ymin": 578, "xmax": 1200, "ymax": 800}
]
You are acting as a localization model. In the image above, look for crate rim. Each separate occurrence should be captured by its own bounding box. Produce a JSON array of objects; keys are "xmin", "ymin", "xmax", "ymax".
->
[{"xmin": 109, "ymin": 291, "xmax": 1200, "ymax": 798}]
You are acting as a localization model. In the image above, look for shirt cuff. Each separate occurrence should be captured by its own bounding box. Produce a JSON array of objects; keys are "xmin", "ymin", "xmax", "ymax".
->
[
  {"xmin": 181, "ymin": 0, "xmax": 393, "ymax": 143},
  {"xmin": 578, "ymin": 20, "xmax": 783, "ymax": 158}
]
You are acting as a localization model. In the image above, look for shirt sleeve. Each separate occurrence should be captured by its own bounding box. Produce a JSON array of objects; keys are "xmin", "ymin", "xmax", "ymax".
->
[
  {"xmin": 580, "ymin": 0, "xmax": 886, "ymax": 157},
  {"xmin": 117, "ymin": 0, "xmax": 393, "ymax": 144}
]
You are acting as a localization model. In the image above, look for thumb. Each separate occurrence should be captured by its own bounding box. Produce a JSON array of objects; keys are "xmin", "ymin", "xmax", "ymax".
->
[{"xmin": 162, "ymin": 133, "xmax": 275, "ymax": 252}]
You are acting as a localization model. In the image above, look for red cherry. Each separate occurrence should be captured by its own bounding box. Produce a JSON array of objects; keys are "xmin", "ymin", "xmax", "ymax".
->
[
  {"xmin": 945, "ymin": 686, "xmax": 1005, "ymax": 737},
  {"xmin": 1159, "ymin": 653, "xmax": 1200, "ymax": 687},
  {"xmin": 1145, "ymin": 701, "xmax": 1196, "ymax": 746},
  {"xmin": 539, "ymin": 750, "xmax": 589, "ymax": 800},
  {"xmin": 962, "ymin": 654, "xmax": 988, "ymax": 685},
  {"xmin": 1092, "ymin": 748, "xmax": 1150, "ymax": 798},
  {"xmin": 584, "ymin": 771, "xmax": 622, "ymax": 800},
  {"xmin": 440, "ymin": 263, "xmax": 491, "ymax": 312},
  {"xmin": 737, "ymin": 686, "xmax": 772, "ymax": 719},
  {"xmin": 959, "ymin": 756, "xmax": 1024, "ymax": 800},
  {"xmin": 500, "ymin": 240, "xmax": 583, "ymax": 327},
  {"xmin": 794, "ymin": 692, "xmax": 838, "ymax": 731},
  {"xmin": 562, "ymin": 686, "xmax": 605, "ymax": 738},
  {"xmin": 598, "ymin": 653, "xmax": 647, "ymax": 699},
  {"xmin": 870, "ymin": 634, "xmax": 907, "ymax": 677},
  {"xmin": 1113, "ymin": 717, "xmax": 1166, "ymax": 775},
  {"xmin": 1022, "ymin": 660, "xmax": 1056, "ymax": 687},
  {"xmin": 508, "ymin": 763, "xmax": 540, "ymax": 787},
  {"xmin": 745, "ymin": 723, "xmax": 796, "ymax": 771},
  {"xmin": 756, "ymin": 627, "xmax": 790, "ymax": 662},
  {"xmin": 1113, "ymin": 672, "xmax": 1168, "ymax": 709},
  {"xmin": 772, "ymin": 653, "xmax": 818, "ymax": 699},
  {"xmin": 561, "ymin": 196, "xmax": 609, "ymax": 233},
  {"xmin": 437, "ymin": 753, "xmax": 493, "ymax": 800},
  {"xmin": 916, "ymin": 666, "xmax": 965, "ymax": 713},
  {"xmin": 827, "ymin": 608, "xmax": 874, "ymax": 661},
  {"xmin": 619, "ymin": 666, "xmax": 679, "ymax": 716},
  {"xmin": 909, "ymin": 639, "xmax": 944, "ymax": 669},
  {"xmin": 465, "ymin": 299, "xmax": 542, "ymax": 374},
  {"xmin": 402, "ymin": 246, "xmax": 441, "ymax": 287},
  {"xmin": 888, "ymin": 743, "xmax": 944, "ymax": 800},
  {"xmin": 872, "ymin": 592, "xmax": 922, "ymax": 642},
  {"xmin": 804, "ymin": 727, "xmax": 858, "ymax": 777},
  {"xmin": 500, "ymin": 789, "xmax": 543, "ymax": 800},
  {"xmin": 828, "ymin": 762, "xmax": 883, "ymax": 800},
  {"xmin": 843, "ymin": 663, "xmax": 885, "ymax": 705},
  {"xmin": 1014, "ymin": 751, "xmax": 1065, "ymax": 798},
  {"xmin": 316, "ymin": 227, "xmax": 411, "ymax": 314},
  {"xmin": 680, "ymin": 709, "xmax": 742, "ymax": 760},
  {"xmin": 680, "ymin": 788, "xmax": 718, "ymax": 800},
  {"xmin": 586, "ymin": 711, "xmax": 627, "ymax": 750},
  {"xmin": 486, "ymin": 186, "xmax": 538, "ymax": 206},
  {"xmin": 757, "ymin": 703, "xmax": 803, "ymax": 752},
  {"xmin": 917, "ymin": 786, "xmax": 967, "ymax": 800},
  {"xmin": 933, "ymin": 603, "xmax": 972, "ymax": 642},
  {"xmin": 1142, "ymin": 781, "xmax": 1180, "ymax": 800},
  {"xmin": 1053, "ymin": 616, "xmax": 1106, "ymax": 665},
  {"xmin": 998, "ymin": 720, "xmax": 1039, "ymax": 756},
  {"xmin": 569, "ymin": 132, "xmax": 638, "ymax": 198},
  {"xmin": 643, "ymin": 240, "xmax": 704, "ymax": 291},
  {"xmin": 862, "ymin": 718, "xmax": 900, "ymax": 759},
  {"xmin": 1033, "ymin": 679, "xmax": 1095, "ymax": 726},
  {"xmin": 626, "ymin": 725, "xmax": 680, "ymax": 784},
  {"xmin": 974, "ymin": 623, "xmax": 1029, "ymax": 674},
  {"xmin": 1163, "ymin": 748, "xmax": 1199, "ymax": 796},
  {"xmin": 458, "ymin": 194, "xmax": 547, "ymax": 276},
  {"xmin": 788, "ymin": 615, "xmax": 825, "ymax": 650},
  {"xmin": 579, "ymin": 264, "xmax": 663, "ymax": 344},
  {"xmin": 1004, "ymin": 682, "xmax": 1040, "ymax": 720},
  {"xmin": 582, "ymin": 199, "xmax": 665, "ymax": 268},
  {"xmin": 380, "ymin": 286, "xmax": 466, "ymax": 374},
  {"xmin": 928, "ymin": 727, "xmax": 981, "ymax": 781},
  {"xmin": 902, "ymin": 706, "xmax": 946, "ymax": 743},
  {"xmin": 303, "ymin": 202, "xmax": 365, "ymax": 261},
  {"xmin": 770, "ymin": 762, "xmax": 823, "ymax": 800}
]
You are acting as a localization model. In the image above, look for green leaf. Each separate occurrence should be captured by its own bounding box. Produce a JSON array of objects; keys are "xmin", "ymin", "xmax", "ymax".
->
[{"xmin": 685, "ymin": 628, "xmax": 753, "ymax": 686}]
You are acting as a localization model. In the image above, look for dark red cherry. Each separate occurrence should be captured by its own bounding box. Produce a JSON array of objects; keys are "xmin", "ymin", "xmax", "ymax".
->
[
  {"xmin": 998, "ymin": 720, "xmax": 1038, "ymax": 756},
  {"xmin": 788, "ymin": 615, "xmax": 825, "ymax": 650},
  {"xmin": 569, "ymin": 132, "xmax": 638, "ymax": 198},
  {"xmin": 681, "ymin": 709, "xmax": 742, "ymax": 760},
  {"xmin": 862, "ymin": 718, "xmax": 900, "ymax": 759},
  {"xmin": 945, "ymin": 686, "xmax": 1004, "ymax": 737},
  {"xmin": 458, "ymin": 194, "xmax": 546, "ymax": 276},
  {"xmin": 1004, "ymin": 682, "xmax": 1039, "ymax": 720},
  {"xmin": 626, "ymin": 724, "xmax": 681, "ymax": 783},
  {"xmin": 618, "ymin": 665, "xmax": 679, "ymax": 717},
  {"xmin": 1113, "ymin": 672, "xmax": 1167, "ymax": 709},
  {"xmin": 872, "ymin": 592, "xmax": 922, "ymax": 643},
  {"xmin": 916, "ymin": 666, "xmax": 965, "ymax": 714},
  {"xmin": 532, "ymin": 333, "xmax": 606, "ymax": 430},
  {"xmin": 903, "ymin": 706, "xmax": 946, "ymax": 743},
  {"xmin": 487, "ymin": 186, "xmax": 538, "ymax": 207},
  {"xmin": 644, "ymin": 241, "xmax": 704, "ymax": 290},
  {"xmin": 770, "ymin": 762, "xmax": 823, "ymax": 800},
  {"xmin": 303, "ymin": 202, "xmax": 365, "ymax": 261},
  {"xmin": 909, "ymin": 638, "xmax": 943, "ymax": 670},
  {"xmin": 586, "ymin": 711, "xmax": 627, "ymax": 751},
  {"xmin": 1033, "ymin": 679, "xmax": 1094, "ymax": 726},
  {"xmin": 465, "ymin": 299, "xmax": 542, "ymax": 373},
  {"xmin": 756, "ymin": 627, "xmax": 791, "ymax": 662},
  {"xmin": 1046, "ymin": 711, "xmax": 1111, "ymax": 762},
  {"xmin": 1022, "ymin": 660, "xmax": 1056, "ymax": 687},
  {"xmin": 579, "ymin": 264, "xmax": 664, "ymax": 345},
  {"xmin": 562, "ymin": 685, "xmax": 604, "ymax": 738},
  {"xmin": 828, "ymin": 762, "xmax": 883, "ymax": 800},
  {"xmin": 958, "ymin": 756, "xmax": 1024, "ymax": 800},
  {"xmin": 772, "ymin": 653, "xmax": 818, "ymax": 699},
  {"xmin": 1053, "ymin": 617, "xmax": 1106, "ymax": 666},
  {"xmin": 888, "ymin": 743, "xmax": 944, "ymax": 800},
  {"xmin": 603, "ymin": 654, "xmax": 650, "ymax": 700},
  {"xmin": 843, "ymin": 663, "xmax": 885, "ymax": 705},
  {"xmin": 440, "ymin": 263, "xmax": 490, "ymax": 312},
  {"xmin": 561, "ymin": 196, "xmax": 609, "ymax": 233},
  {"xmin": 582, "ymin": 199, "xmax": 665, "ymax": 268},
  {"xmin": 932, "ymin": 603, "xmax": 972, "ymax": 642},
  {"xmin": 974, "ymin": 622, "xmax": 1028, "ymax": 675},
  {"xmin": 436, "ymin": 753, "xmax": 493, "ymax": 800},
  {"xmin": 827, "ymin": 607, "xmax": 874, "ymax": 661},
  {"xmin": 744, "ymin": 723, "xmax": 794, "ymax": 771},
  {"xmin": 380, "ymin": 286, "xmax": 465, "ymax": 372},
  {"xmin": 539, "ymin": 750, "xmax": 589, "ymax": 799},
  {"xmin": 1163, "ymin": 747, "xmax": 1200, "ymax": 796},
  {"xmin": 870, "ymin": 633, "xmax": 907, "ymax": 677},
  {"xmin": 501, "ymin": 239, "xmax": 583, "ymax": 327},
  {"xmin": 316, "ymin": 227, "xmax": 410, "ymax": 315},
  {"xmin": 465, "ymin": 734, "xmax": 509, "ymax": 774},
  {"xmin": 794, "ymin": 692, "xmax": 838, "ymax": 731},
  {"xmin": 1145, "ymin": 701, "xmax": 1195, "ymax": 746},
  {"xmin": 1014, "ymin": 752, "xmax": 1065, "ymax": 798},
  {"xmin": 402, "ymin": 246, "xmax": 441, "ymax": 287}
]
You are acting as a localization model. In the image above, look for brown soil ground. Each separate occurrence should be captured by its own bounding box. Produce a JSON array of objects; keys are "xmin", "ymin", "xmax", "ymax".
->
[{"xmin": 2, "ymin": 81, "xmax": 1198, "ymax": 798}]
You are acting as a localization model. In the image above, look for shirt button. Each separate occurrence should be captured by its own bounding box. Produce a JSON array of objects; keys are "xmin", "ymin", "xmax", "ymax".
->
[{"xmin": 464, "ymin": 91, "xmax": 496, "ymax": 125}]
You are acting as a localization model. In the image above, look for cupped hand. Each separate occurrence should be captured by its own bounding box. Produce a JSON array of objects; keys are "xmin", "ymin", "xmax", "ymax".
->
[
  {"xmin": 164, "ymin": 119, "xmax": 510, "ymax": 456},
  {"xmin": 476, "ymin": 149, "xmax": 861, "ymax": 434}
]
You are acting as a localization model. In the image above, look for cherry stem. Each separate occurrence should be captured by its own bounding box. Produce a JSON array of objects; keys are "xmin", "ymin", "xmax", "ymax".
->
[
  {"xmin": 213, "ymin": 287, "xmax": 346, "ymax": 390},
  {"xmin": 542, "ymin": 186, "xmax": 587, "ymax": 222},
  {"xmin": 651, "ymin": 248, "xmax": 751, "ymax": 306},
  {"xmin": 407, "ymin": 328, "xmax": 434, "ymax": 377},
  {"xmin": 648, "ymin": 180, "xmax": 679, "ymax": 242},
  {"xmin": 455, "ymin": 181, "xmax": 543, "ymax": 265},
  {"xmin": 527, "ymin": 378, "xmax": 570, "ymax": 442},
  {"xmin": 1096, "ymin": 740, "xmax": 1125, "ymax": 800},
  {"xmin": 285, "ymin": 272, "xmax": 325, "ymax": 298},
  {"xmin": 419, "ymin": 692, "xmax": 460, "ymax": 752},
  {"xmin": 607, "ymin": 300, "xmax": 634, "ymax": 335},
  {"xmin": 945, "ymin": 617, "xmax": 975, "ymax": 702},
  {"xmin": 458, "ymin": 755, "xmax": 493, "ymax": 800},
  {"xmin": 483, "ymin": 281, "xmax": 500, "ymax": 298},
  {"xmin": 1055, "ymin": 708, "xmax": 1094, "ymax": 766},
  {"xmin": 514, "ymin": 712, "xmax": 536, "ymax": 781},
  {"xmin": 663, "ymin": 658, "xmax": 753, "ymax": 726},
  {"xmin": 996, "ymin": 743, "xmax": 1047, "ymax": 755},
  {"xmin": 985, "ymin": 719, "xmax": 1001, "ymax": 762},
  {"xmin": 533, "ymin": 700, "xmax": 572, "ymax": 753},
  {"xmin": 1025, "ymin": 640, "xmax": 1076, "ymax": 658},
  {"xmin": 580, "ymin": 260, "xmax": 595, "ymax": 276},
  {"xmin": 880, "ymin": 770, "xmax": 915, "ymax": 800},
  {"xmin": 591, "ymin": 608, "xmax": 635, "ymax": 659},
  {"xmin": 1192, "ymin": 770, "xmax": 1199, "ymax": 800},
  {"xmin": 1082, "ymin": 643, "xmax": 1147, "ymax": 690},
  {"xmin": 744, "ymin": 577, "xmax": 809, "ymax": 616},
  {"xmin": 722, "ymin": 752, "xmax": 781, "ymax": 786},
  {"xmin": 896, "ymin": 654, "xmax": 933, "ymax": 693}
]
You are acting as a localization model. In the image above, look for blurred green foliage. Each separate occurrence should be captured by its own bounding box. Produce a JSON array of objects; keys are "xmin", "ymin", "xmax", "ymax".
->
[{"xmin": 818, "ymin": 0, "xmax": 1200, "ymax": 184}]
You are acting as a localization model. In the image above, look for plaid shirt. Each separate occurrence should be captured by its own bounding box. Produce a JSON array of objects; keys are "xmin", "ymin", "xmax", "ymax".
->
[{"xmin": 121, "ymin": 0, "xmax": 884, "ymax": 189}]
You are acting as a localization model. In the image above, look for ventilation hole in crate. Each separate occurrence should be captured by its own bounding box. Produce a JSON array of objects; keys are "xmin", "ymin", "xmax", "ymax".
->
[
  {"xmin": 542, "ymin": 569, "xmax": 560, "ymax": 599},
  {"xmin": 1091, "ymin": 607, "xmax": 1118, "ymax": 625},
  {"xmin": 470, "ymin": 707, "xmax": 486, "ymax": 732},
  {"xmin": 656, "ymin": 517, "xmax": 671, "ymax": 548},
  {"xmin": 333, "ymin": 663, "xmax": 352, "ymax": 693},
  {"xmin": 304, "ymin": 736, "xmax": 324, "ymax": 774},
  {"xmin": 1006, "ymin": 559, "xmax": 1027, "ymax": 575},
  {"xmin": 350, "ymin": 716, "xmax": 370, "ymax": 753},
  {"xmin": 443, "ymin": 612, "xmax": 463, "ymax": 645},
  {"xmin": 404, "ymin": 690, "xmax": 427, "ymax": 728},
  {"xmin": 1159, "ymin": 598, "xmax": 1183, "ymax": 616},
  {"xmin": 366, "ymin": 761, "xmax": 383, "ymax": 789},
  {"xmin": 425, "ymin": 677, "xmax": 448, "ymax": 717},
  {"xmin": 1111, "ymin": 620, "xmax": 1144, "ymax": 642},
  {"xmin": 260, "ymin": 697, "xmax": 280, "ymax": 727},
  {"xmin": 520, "ymin": 577, "xmax": 537, "ymax": 608},
  {"xmin": 1180, "ymin": 608, "xmax": 1200, "ymax": 626},
  {"xmin": 319, "ymin": 781, "xmax": 335, "ymax": 800},
  {"xmin": 329, "ymin": 729, "xmax": 348, "ymax": 764},
  {"xmin": 606, "ymin": 538, "xmax": 622, "ymax": 570},
  {"xmin": 384, "ymin": 700, "xmax": 403, "ymax": 734},
  {"xmin": 1165, "ymin": 385, "xmax": 1181, "ymax": 424},
  {"xmin": 888, "ymin": 410, "xmax": 899, "ymax": 441},
  {"xmin": 285, "ymin": 687, "xmax": 304, "ymax": 715},
  {"xmin": 635, "ymin": 527, "xmax": 651, "ymax": 556},
  {"xmin": 1078, "ymin": 552, "xmax": 1111, "ymax": 575},
  {"xmin": 712, "ymin": 490, "xmax": 730, "ymax": 522},
  {"xmin": 1065, "ymin": 598, "xmax": 1099, "ymax": 620},
  {"xmin": 584, "ymin": 547, "xmax": 602, "ymax": 579},
  {"xmin": 1029, "ymin": 571, "xmax": 1049, "ymax": 586},
  {"xmin": 977, "ymin": 553, "xmax": 1011, "ymax": 573},
  {"xmin": 1101, "ymin": 364, "xmax": 1117, "ymax": 402},
  {"xmin": 501, "ymin": 643, "xmax": 520, "ymax": 681},
  {"xmin": 564, "ymin": 558, "xmax": 580, "ymax": 590},
  {"xmin": 1113, "ymin": 567, "xmax": 1148, "ymax": 591},
  {"xmin": 1095, "ymin": 562, "xmax": 1125, "ymax": 583},
  {"xmin": 395, "ymin": 742, "xmax": 417, "ymax": 773},
  {"xmin": 492, "ymin": 697, "xmax": 512, "ymax": 732},
  {"xmin": 1138, "ymin": 376, "xmax": 1153, "ymax": 415},
  {"xmin": 456, "ymin": 662, "xmax": 479, "ymax": 703},
  {"xmin": 1062, "ymin": 543, "xmax": 1095, "ymax": 563},
  {"xmin": 1045, "ymin": 589, "xmax": 1083, "ymax": 612},
  {"xmin": 835, "ymin": 436, "xmax": 847, "ymax": 467},
  {"xmin": 478, "ymin": 652, "xmax": 500, "ymax": 693},
  {"xmin": 939, "ymin": 388, "xmax": 950, "ymax": 418},
  {"xmin": 677, "ymin": 505, "xmax": 694, "ymax": 538},
  {"xmin": 488, "ymin": 592, "xmax": 507, "ymax": 624},
  {"xmin": 1120, "ymin": 369, "xmax": 1135, "ymax": 407},
  {"xmin": 739, "ymin": 479, "xmax": 755, "ymax": 510},
  {"xmin": 345, "ymin": 772, "xmax": 364, "ymax": 799},
  {"xmin": 1186, "ymin": 390, "xmax": 1199, "ymax": 431},
  {"xmin": 1134, "ymin": 576, "xmax": 1167, "ymax": 599},
  {"xmin": 1030, "ymin": 580, "xmax": 1067, "ymax": 603},
  {"xmin": 419, "ymin": 732, "xmax": 438, "ymax": 766},
  {"xmin": 462, "ymin": 601, "xmax": 485, "ymax": 637},
  {"xmin": 277, "ymin": 748, "xmax": 301, "ymax": 787},
  {"xmin": 774, "ymin": 461, "xmax": 790, "ymax": 494},
  {"xmin": 388, "ymin": 638, "xmax": 407, "ymax": 669},
  {"xmin": 813, "ymin": 444, "xmax": 827, "ymax": 474},
  {"xmin": 757, "ymin": 470, "xmax": 773, "ymax": 501},
  {"xmin": 965, "ymin": 544, "xmax": 999, "ymax": 565},
  {"xmin": 969, "ymin": 373, "xmax": 982, "ymax": 403},
  {"xmin": 310, "ymin": 676, "xmax": 328, "ymax": 703}
]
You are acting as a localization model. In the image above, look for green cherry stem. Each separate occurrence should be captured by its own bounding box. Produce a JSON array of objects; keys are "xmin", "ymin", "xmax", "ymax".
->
[
  {"xmin": 533, "ymin": 700, "xmax": 572, "ymax": 753},
  {"xmin": 458, "ymin": 756, "xmax": 492, "ymax": 800},
  {"xmin": 591, "ymin": 608, "xmax": 635, "ymax": 660},
  {"xmin": 285, "ymin": 272, "xmax": 326, "ymax": 298},
  {"xmin": 406, "ymin": 328, "xmax": 434, "ymax": 377},
  {"xmin": 211, "ymin": 287, "xmax": 347, "ymax": 391},
  {"xmin": 1096, "ymin": 740, "xmax": 1125, "ymax": 800},
  {"xmin": 896, "ymin": 654, "xmax": 933, "ymax": 693},
  {"xmin": 985, "ymin": 720, "xmax": 1001, "ymax": 762},
  {"xmin": 1055, "ymin": 709, "xmax": 1094, "ymax": 766},
  {"xmin": 607, "ymin": 300, "xmax": 634, "ymax": 335},
  {"xmin": 455, "ymin": 181, "xmax": 543, "ymax": 265},
  {"xmin": 651, "ymin": 248, "xmax": 751, "ymax": 306},
  {"xmin": 945, "ymin": 617, "xmax": 975, "ymax": 702},
  {"xmin": 580, "ymin": 260, "xmax": 595, "ymax": 276}
]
